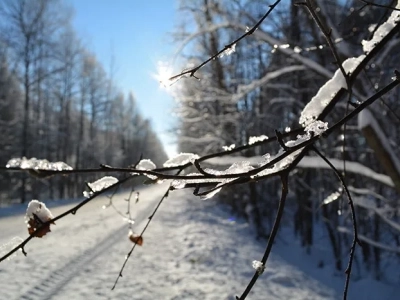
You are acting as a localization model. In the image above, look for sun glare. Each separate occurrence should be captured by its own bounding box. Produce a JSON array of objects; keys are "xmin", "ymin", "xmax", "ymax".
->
[{"xmin": 153, "ymin": 61, "xmax": 179, "ymax": 89}]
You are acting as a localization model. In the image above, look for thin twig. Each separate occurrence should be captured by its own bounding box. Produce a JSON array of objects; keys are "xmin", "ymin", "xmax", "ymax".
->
[
  {"xmin": 299, "ymin": 1, "xmax": 350, "ymax": 90},
  {"xmin": 358, "ymin": 0, "xmax": 400, "ymax": 11},
  {"xmin": 236, "ymin": 172, "xmax": 289, "ymax": 300},
  {"xmin": 0, "ymin": 128, "xmax": 302, "ymax": 176},
  {"xmin": 362, "ymin": 69, "xmax": 400, "ymax": 122},
  {"xmin": 111, "ymin": 168, "xmax": 184, "ymax": 290},
  {"xmin": 168, "ymin": 0, "xmax": 282, "ymax": 81},
  {"xmin": 0, "ymin": 175, "xmax": 133, "ymax": 263},
  {"xmin": 311, "ymin": 146, "xmax": 361, "ymax": 300},
  {"xmin": 125, "ymin": 189, "xmax": 138, "ymax": 230}
]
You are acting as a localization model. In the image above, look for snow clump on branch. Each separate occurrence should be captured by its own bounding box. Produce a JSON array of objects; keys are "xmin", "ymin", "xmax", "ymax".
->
[
  {"xmin": 132, "ymin": 159, "xmax": 157, "ymax": 180},
  {"xmin": 6, "ymin": 157, "xmax": 73, "ymax": 171},
  {"xmin": 299, "ymin": 55, "xmax": 365, "ymax": 126},
  {"xmin": 163, "ymin": 153, "xmax": 199, "ymax": 167},
  {"xmin": 219, "ymin": 43, "xmax": 236, "ymax": 58},
  {"xmin": 248, "ymin": 135, "xmax": 269, "ymax": 145},
  {"xmin": 83, "ymin": 176, "xmax": 118, "ymax": 198},
  {"xmin": 252, "ymin": 260, "xmax": 265, "ymax": 275},
  {"xmin": 26, "ymin": 200, "xmax": 54, "ymax": 221},
  {"xmin": 135, "ymin": 159, "xmax": 156, "ymax": 170},
  {"xmin": 362, "ymin": 8, "xmax": 400, "ymax": 54},
  {"xmin": 25, "ymin": 200, "xmax": 55, "ymax": 238}
]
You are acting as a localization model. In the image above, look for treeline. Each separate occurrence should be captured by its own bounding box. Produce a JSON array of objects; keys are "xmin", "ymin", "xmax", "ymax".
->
[
  {"xmin": 0, "ymin": 0, "xmax": 167, "ymax": 204},
  {"xmin": 174, "ymin": 0, "xmax": 400, "ymax": 281}
]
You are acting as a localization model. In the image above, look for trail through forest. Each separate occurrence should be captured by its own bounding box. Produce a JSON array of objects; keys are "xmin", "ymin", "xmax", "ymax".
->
[{"xmin": 0, "ymin": 185, "xmax": 397, "ymax": 299}]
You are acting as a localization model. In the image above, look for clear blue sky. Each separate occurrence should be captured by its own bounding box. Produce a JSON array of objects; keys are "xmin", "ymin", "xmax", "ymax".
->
[{"xmin": 68, "ymin": 0, "xmax": 179, "ymax": 158}]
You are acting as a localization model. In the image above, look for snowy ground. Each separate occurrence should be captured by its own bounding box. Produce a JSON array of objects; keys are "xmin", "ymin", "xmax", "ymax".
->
[{"xmin": 0, "ymin": 184, "xmax": 398, "ymax": 299}]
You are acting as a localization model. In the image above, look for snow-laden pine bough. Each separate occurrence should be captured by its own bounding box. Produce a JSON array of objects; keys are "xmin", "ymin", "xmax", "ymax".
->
[{"xmin": 1, "ymin": 1, "xmax": 400, "ymax": 300}]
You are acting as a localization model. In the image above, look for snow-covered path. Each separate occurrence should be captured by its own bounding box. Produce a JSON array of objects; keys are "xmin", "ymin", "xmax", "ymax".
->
[{"xmin": 0, "ymin": 184, "xmax": 397, "ymax": 299}]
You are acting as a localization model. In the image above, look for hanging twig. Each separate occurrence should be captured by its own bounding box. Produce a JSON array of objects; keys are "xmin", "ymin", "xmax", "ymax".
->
[
  {"xmin": 311, "ymin": 146, "xmax": 361, "ymax": 300},
  {"xmin": 111, "ymin": 168, "xmax": 184, "ymax": 290},
  {"xmin": 236, "ymin": 172, "xmax": 289, "ymax": 300}
]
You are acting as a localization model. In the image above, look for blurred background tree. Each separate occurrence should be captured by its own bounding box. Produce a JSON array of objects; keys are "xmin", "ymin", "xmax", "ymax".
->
[
  {"xmin": 0, "ymin": 0, "xmax": 167, "ymax": 204},
  {"xmin": 173, "ymin": 0, "xmax": 400, "ymax": 281}
]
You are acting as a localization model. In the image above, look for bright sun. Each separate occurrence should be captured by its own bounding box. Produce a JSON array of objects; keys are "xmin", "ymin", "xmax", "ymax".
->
[{"xmin": 153, "ymin": 61, "xmax": 174, "ymax": 88}]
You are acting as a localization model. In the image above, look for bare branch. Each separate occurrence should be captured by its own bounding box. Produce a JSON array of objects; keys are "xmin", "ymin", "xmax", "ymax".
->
[
  {"xmin": 311, "ymin": 146, "xmax": 360, "ymax": 300},
  {"xmin": 168, "ymin": 0, "xmax": 282, "ymax": 81},
  {"xmin": 111, "ymin": 168, "xmax": 183, "ymax": 290},
  {"xmin": 358, "ymin": 0, "xmax": 400, "ymax": 11},
  {"xmin": 236, "ymin": 172, "xmax": 289, "ymax": 300}
]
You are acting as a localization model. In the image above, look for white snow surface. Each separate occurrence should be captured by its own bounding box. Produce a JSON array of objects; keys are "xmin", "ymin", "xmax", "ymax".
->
[{"xmin": 0, "ymin": 185, "xmax": 398, "ymax": 299}]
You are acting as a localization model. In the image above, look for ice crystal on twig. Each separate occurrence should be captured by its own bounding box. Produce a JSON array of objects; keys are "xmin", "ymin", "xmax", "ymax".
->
[
  {"xmin": 219, "ymin": 44, "xmax": 236, "ymax": 58},
  {"xmin": 252, "ymin": 260, "xmax": 265, "ymax": 275}
]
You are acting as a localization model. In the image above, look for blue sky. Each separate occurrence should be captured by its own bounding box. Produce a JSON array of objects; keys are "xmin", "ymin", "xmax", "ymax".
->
[{"xmin": 68, "ymin": 0, "xmax": 179, "ymax": 158}]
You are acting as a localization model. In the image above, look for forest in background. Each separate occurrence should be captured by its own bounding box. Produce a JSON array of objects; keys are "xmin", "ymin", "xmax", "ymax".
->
[
  {"xmin": 172, "ymin": 0, "xmax": 400, "ymax": 283},
  {"xmin": 0, "ymin": 0, "xmax": 399, "ymax": 296},
  {"xmin": 0, "ymin": 0, "xmax": 168, "ymax": 204}
]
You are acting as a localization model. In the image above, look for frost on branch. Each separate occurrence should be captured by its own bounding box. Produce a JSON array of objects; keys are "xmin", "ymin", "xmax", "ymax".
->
[
  {"xmin": 25, "ymin": 200, "xmax": 54, "ymax": 238},
  {"xmin": 171, "ymin": 172, "xmax": 222, "ymax": 189},
  {"xmin": 254, "ymin": 121, "xmax": 328, "ymax": 178},
  {"xmin": 163, "ymin": 153, "xmax": 199, "ymax": 167},
  {"xmin": 219, "ymin": 43, "xmax": 236, "ymax": 58},
  {"xmin": 172, "ymin": 121, "xmax": 330, "ymax": 196},
  {"xmin": 6, "ymin": 157, "xmax": 73, "ymax": 171},
  {"xmin": 83, "ymin": 176, "xmax": 118, "ymax": 198},
  {"xmin": 205, "ymin": 161, "xmax": 255, "ymax": 176},
  {"xmin": 304, "ymin": 120, "xmax": 328, "ymax": 137},
  {"xmin": 252, "ymin": 260, "xmax": 265, "ymax": 275},
  {"xmin": 172, "ymin": 161, "xmax": 254, "ymax": 199},
  {"xmin": 194, "ymin": 162, "xmax": 253, "ymax": 199}
]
